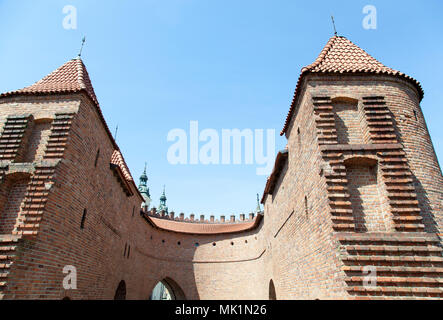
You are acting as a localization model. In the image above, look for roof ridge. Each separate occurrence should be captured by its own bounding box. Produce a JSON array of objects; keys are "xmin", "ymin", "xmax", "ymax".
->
[
  {"xmin": 302, "ymin": 35, "xmax": 339, "ymax": 73},
  {"xmin": 76, "ymin": 58, "xmax": 86, "ymax": 90}
]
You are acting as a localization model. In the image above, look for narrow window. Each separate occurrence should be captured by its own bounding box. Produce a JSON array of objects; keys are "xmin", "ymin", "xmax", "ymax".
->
[
  {"xmin": 304, "ymin": 196, "xmax": 308, "ymax": 217},
  {"xmin": 413, "ymin": 110, "xmax": 418, "ymax": 121},
  {"xmin": 127, "ymin": 245, "xmax": 131, "ymax": 258},
  {"xmin": 80, "ymin": 209, "xmax": 87, "ymax": 229},
  {"xmin": 132, "ymin": 206, "xmax": 135, "ymax": 217},
  {"xmin": 123, "ymin": 243, "xmax": 127, "ymax": 257},
  {"xmin": 94, "ymin": 149, "xmax": 100, "ymax": 167}
]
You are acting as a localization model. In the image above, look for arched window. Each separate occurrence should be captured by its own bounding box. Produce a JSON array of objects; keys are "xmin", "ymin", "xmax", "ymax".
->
[
  {"xmin": 114, "ymin": 280, "xmax": 126, "ymax": 300},
  {"xmin": 269, "ymin": 280, "xmax": 277, "ymax": 300},
  {"xmin": 149, "ymin": 278, "xmax": 186, "ymax": 300}
]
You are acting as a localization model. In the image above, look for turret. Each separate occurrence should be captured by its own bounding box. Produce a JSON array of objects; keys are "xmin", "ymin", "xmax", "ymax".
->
[
  {"xmin": 158, "ymin": 185, "xmax": 168, "ymax": 214},
  {"xmin": 138, "ymin": 163, "xmax": 151, "ymax": 210}
]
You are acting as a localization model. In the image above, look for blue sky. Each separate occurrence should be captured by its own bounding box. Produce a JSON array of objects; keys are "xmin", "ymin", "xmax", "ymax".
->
[{"xmin": 0, "ymin": 0, "xmax": 442, "ymax": 216}]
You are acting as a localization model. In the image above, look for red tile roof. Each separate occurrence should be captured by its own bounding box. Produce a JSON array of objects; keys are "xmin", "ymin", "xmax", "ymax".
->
[
  {"xmin": 0, "ymin": 58, "xmax": 142, "ymax": 199},
  {"xmin": 1, "ymin": 58, "xmax": 99, "ymax": 106},
  {"xmin": 261, "ymin": 149, "xmax": 288, "ymax": 204},
  {"xmin": 111, "ymin": 150, "xmax": 134, "ymax": 182},
  {"xmin": 146, "ymin": 214, "xmax": 263, "ymax": 235},
  {"xmin": 281, "ymin": 36, "xmax": 424, "ymax": 136},
  {"xmin": 0, "ymin": 57, "xmax": 119, "ymax": 147}
]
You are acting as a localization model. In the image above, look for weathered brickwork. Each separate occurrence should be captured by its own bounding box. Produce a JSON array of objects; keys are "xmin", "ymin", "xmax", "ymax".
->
[{"xmin": 0, "ymin": 35, "xmax": 441, "ymax": 300}]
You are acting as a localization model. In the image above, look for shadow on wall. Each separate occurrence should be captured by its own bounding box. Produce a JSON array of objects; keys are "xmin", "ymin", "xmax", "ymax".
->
[
  {"xmin": 412, "ymin": 175, "xmax": 438, "ymax": 233},
  {"xmin": 345, "ymin": 161, "xmax": 380, "ymax": 233}
]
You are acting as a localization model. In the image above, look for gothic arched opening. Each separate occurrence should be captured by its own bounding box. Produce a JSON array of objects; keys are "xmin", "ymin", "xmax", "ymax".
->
[
  {"xmin": 149, "ymin": 277, "xmax": 186, "ymax": 300},
  {"xmin": 114, "ymin": 280, "xmax": 126, "ymax": 300},
  {"xmin": 269, "ymin": 280, "xmax": 277, "ymax": 300}
]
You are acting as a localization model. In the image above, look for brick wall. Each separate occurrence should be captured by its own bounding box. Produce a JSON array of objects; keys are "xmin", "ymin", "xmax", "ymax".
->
[
  {"xmin": 262, "ymin": 73, "xmax": 443, "ymax": 299},
  {"xmin": 0, "ymin": 71, "xmax": 441, "ymax": 300},
  {"xmin": 0, "ymin": 178, "xmax": 28, "ymax": 234}
]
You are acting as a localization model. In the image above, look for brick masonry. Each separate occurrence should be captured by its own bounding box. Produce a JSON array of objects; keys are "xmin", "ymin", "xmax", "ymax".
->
[{"xmin": 0, "ymin": 37, "xmax": 442, "ymax": 300}]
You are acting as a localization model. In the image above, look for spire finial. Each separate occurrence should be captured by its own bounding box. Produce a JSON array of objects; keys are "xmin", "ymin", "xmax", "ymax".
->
[
  {"xmin": 144, "ymin": 162, "xmax": 147, "ymax": 173},
  {"xmin": 331, "ymin": 16, "xmax": 338, "ymax": 36},
  {"xmin": 256, "ymin": 193, "xmax": 261, "ymax": 213},
  {"xmin": 78, "ymin": 36, "xmax": 86, "ymax": 58}
]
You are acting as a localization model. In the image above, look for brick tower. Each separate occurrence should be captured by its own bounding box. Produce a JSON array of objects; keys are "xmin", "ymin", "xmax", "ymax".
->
[
  {"xmin": 0, "ymin": 36, "xmax": 441, "ymax": 300},
  {"xmin": 0, "ymin": 57, "xmax": 143, "ymax": 299},
  {"xmin": 262, "ymin": 36, "xmax": 443, "ymax": 299}
]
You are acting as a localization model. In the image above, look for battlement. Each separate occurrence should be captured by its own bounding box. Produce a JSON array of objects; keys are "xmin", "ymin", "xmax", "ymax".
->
[
  {"xmin": 145, "ymin": 208, "xmax": 261, "ymax": 224},
  {"xmin": 142, "ymin": 208, "xmax": 264, "ymax": 235}
]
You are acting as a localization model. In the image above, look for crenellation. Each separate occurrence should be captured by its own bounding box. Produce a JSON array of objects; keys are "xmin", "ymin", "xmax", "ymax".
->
[{"xmin": 144, "ymin": 208, "xmax": 262, "ymax": 225}]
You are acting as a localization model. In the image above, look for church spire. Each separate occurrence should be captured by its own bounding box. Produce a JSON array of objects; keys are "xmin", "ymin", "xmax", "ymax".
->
[
  {"xmin": 158, "ymin": 185, "xmax": 168, "ymax": 213},
  {"xmin": 256, "ymin": 193, "xmax": 261, "ymax": 213},
  {"xmin": 138, "ymin": 163, "xmax": 151, "ymax": 210}
]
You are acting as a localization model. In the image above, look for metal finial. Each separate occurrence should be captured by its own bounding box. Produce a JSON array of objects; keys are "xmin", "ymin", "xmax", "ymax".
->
[
  {"xmin": 78, "ymin": 36, "xmax": 86, "ymax": 58},
  {"xmin": 144, "ymin": 162, "xmax": 147, "ymax": 173},
  {"xmin": 114, "ymin": 125, "xmax": 119, "ymax": 141},
  {"xmin": 331, "ymin": 16, "xmax": 338, "ymax": 36}
]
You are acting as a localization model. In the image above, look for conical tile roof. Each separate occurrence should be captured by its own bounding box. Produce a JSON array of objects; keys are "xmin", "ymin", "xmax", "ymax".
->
[
  {"xmin": 281, "ymin": 36, "xmax": 423, "ymax": 135},
  {"xmin": 1, "ymin": 57, "xmax": 99, "ymax": 106},
  {"xmin": 0, "ymin": 57, "xmax": 138, "ymax": 184}
]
